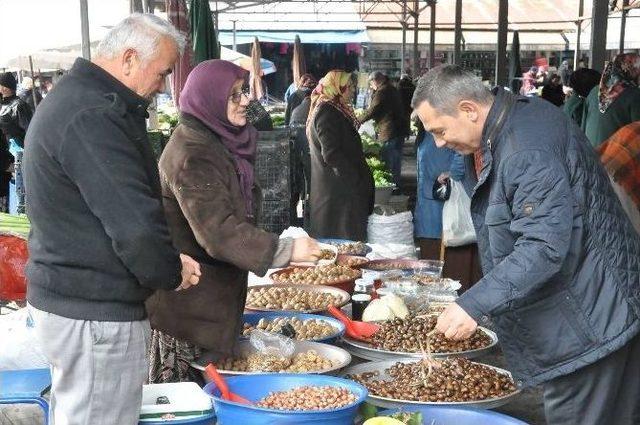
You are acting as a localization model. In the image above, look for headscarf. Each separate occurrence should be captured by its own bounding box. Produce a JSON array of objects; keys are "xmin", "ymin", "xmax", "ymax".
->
[
  {"xmin": 598, "ymin": 53, "xmax": 640, "ymax": 113},
  {"xmin": 598, "ymin": 121, "xmax": 640, "ymax": 209},
  {"xmin": 307, "ymin": 70, "xmax": 359, "ymax": 133},
  {"xmin": 179, "ymin": 59, "xmax": 259, "ymax": 216}
]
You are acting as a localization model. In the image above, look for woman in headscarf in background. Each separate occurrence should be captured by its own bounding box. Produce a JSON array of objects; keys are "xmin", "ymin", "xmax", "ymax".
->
[
  {"xmin": 519, "ymin": 66, "xmax": 538, "ymax": 96},
  {"xmin": 146, "ymin": 60, "xmax": 321, "ymax": 383},
  {"xmin": 306, "ymin": 70, "xmax": 374, "ymax": 241},
  {"xmin": 563, "ymin": 67, "xmax": 601, "ymax": 127},
  {"xmin": 582, "ymin": 53, "xmax": 640, "ymax": 147}
]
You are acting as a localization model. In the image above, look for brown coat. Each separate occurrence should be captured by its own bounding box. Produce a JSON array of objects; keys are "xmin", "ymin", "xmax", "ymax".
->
[
  {"xmin": 308, "ymin": 103, "xmax": 374, "ymax": 241},
  {"xmin": 359, "ymin": 82, "xmax": 407, "ymax": 142},
  {"xmin": 146, "ymin": 113, "xmax": 278, "ymax": 355}
]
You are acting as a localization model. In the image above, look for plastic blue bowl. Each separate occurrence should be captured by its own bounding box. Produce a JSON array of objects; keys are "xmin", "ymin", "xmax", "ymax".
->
[
  {"xmin": 242, "ymin": 312, "xmax": 345, "ymax": 343},
  {"xmin": 317, "ymin": 238, "xmax": 372, "ymax": 256},
  {"xmin": 379, "ymin": 406, "xmax": 528, "ymax": 425},
  {"xmin": 204, "ymin": 374, "xmax": 368, "ymax": 425}
]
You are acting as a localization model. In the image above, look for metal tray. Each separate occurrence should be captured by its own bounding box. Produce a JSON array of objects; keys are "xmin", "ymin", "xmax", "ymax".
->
[
  {"xmin": 269, "ymin": 266, "xmax": 360, "ymax": 294},
  {"xmin": 364, "ymin": 259, "xmax": 444, "ymax": 274},
  {"xmin": 340, "ymin": 327, "xmax": 498, "ymax": 361},
  {"xmin": 245, "ymin": 284, "xmax": 350, "ymax": 313},
  {"xmin": 192, "ymin": 340, "xmax": 352, "ymax": 379},
  {"xmin": 317, "ymin": 238, "xmax": 372, "ymax": 256},
  {"xmin": 342, "ymin": 358, "xmax": 521, "ymax": 410}
]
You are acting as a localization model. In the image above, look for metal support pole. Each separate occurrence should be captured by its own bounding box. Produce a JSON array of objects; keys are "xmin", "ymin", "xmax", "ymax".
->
[
  {"xmin": 454, "ymin": 0, "xmax": 462, "ymax": 65},
  {"xmin": 232, "ymin": 20, "xmax": 237, "ymax": 51},
  {"xmin": 619, "ymin": 0, "xmax": 629, "ymax": 54},
  {"xmin": 80, "ymin": 0, "xmax": 91, "ymax": 60},
  {"xmin": 495, "ymin": 0, "xmax": 508, "ymax": 87},
  {"xmin": 590, "ymin": 0, "xmax": 609, "ymax": 72},
  {"xmin": 401, "ymin": 0, "xmax": 407, "ymax": 75},
  {"xmin": 413, "ymin": 0, "xmax": 419, "ymax": 78},
  {"xmin": 429, "ymin": 0, "xmax": 436, "ymax": 69},
  {"xmin": 574, "ymin": 0, "xmax": 584, "ymax": 68}
]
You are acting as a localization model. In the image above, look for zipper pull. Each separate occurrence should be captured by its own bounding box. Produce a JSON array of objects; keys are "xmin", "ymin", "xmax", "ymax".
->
[{"xmin": 487, "ymin": 138, "xmax": 492, "ymax": 150}]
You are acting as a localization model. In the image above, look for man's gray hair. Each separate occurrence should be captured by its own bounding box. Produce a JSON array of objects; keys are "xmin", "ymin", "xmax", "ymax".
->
[
  {"xmin": 95, "ymin": 13, "xmax": 187, "ymax": 63},
  {"xmin": 411, "ymin": 65, "xmax": 493, "ymax": 114}
]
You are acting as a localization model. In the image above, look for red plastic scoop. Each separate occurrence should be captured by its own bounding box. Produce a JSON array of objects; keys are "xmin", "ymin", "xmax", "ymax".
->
[
  {"xmin": 327, "ymin": 305, "xmax": 380, "ymax": 342},
  {"xmin": 205, "ymin": 363, "xmax": 252, "ymax": 405}
]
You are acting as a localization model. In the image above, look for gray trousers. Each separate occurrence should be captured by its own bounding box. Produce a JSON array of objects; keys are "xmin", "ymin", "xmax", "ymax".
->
[
  {"xmin": 543, "ymin": 332, "xmax": 640, "ymax": 425},
  {"xmin": 28, "ymin": 304, "xmax": 150, "ymax": 425}
]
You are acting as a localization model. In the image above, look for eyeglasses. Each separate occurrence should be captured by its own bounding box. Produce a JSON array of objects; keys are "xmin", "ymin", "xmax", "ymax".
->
[{"xmin": 229, "ymin": 88, "xmax": 251, "ymax": 104}]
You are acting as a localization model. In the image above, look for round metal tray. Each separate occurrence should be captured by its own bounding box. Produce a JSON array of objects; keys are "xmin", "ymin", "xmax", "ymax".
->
[
  {"xmin": 342, "ymin": 358, "xmax": 521, "ymax": 410},
  {"xmin": 340, "ymin": 327, "xmax": 498, "ymax": 361},
  {"xmin": 317, "ymin": 238, "xmax": 372, "ymax": 256},
  {"xmin": 269, "ymin": 266, "xmax": 361, "ymax": 294},
  {"xmin": 241, "ymin": 311, "xmax": 345, "ymax": 343},
  {"xmin": 192, "ymin": 340, "xmax": 352, "ymax": 379},
  {"xmin": 245, "ymin": 284, "xmax": 350, "ymax": 313},
  {"xmin": 363, "ymin": 259, "xmax": 444, "ymax": 273}
]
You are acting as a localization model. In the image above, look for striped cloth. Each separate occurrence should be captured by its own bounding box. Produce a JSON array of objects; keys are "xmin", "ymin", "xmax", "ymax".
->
[
  {"xmin": 166, "ymin": 0, "xmax": 193, "ymax": 107},
  {"xmin": 598, "ymin": 121, "xmax": 640, "ymax": 209}
]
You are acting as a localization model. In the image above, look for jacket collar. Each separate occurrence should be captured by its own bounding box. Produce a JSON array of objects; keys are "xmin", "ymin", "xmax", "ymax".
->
[
  {"xmin": 466, "ymin": 87, "xmax": 524, "ymax": 196},
  {"xmin": 70, "ymin": 57, "xmax": 150, "ymax": 117}
]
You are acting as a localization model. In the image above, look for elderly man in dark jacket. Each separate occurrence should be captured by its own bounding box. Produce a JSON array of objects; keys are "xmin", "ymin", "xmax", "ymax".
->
[
  {"xmin": 23, "ymin": 14, "xmax": 201, "ymax": 424},
  {"xmin": 413, "ymin": 65, "xmax": 640, "ymax": 425},
  {"xmin": 360, "ymin": 71, "xmax": 407, "ymax": 187}
]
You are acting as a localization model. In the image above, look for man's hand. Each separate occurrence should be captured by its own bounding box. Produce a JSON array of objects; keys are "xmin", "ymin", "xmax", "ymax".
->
[
  {"xmin": 436, "ymin": 303, "xmax": 478, "ymax": 340},
  {"xmin": 437, "ymin": 172, "xmax": 451, "ymax": 184},
  {"xmin": 290, "ymin": 237, "xmax": 322, "ymax": 263},
  {"xmin": 176, "ymin": 253, "xmax": 201, "ymax": 291}
]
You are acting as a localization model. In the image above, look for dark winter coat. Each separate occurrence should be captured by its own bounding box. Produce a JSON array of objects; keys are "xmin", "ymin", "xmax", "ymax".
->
[
  {"xmin": 308, "ymin": 102, "xmax": 374, "ymax": 241},
  {"xmin": 360, "ymin": 82, "xmax": 407, "ymax": 142},
  {"xmin": 285, "ymin": 88, "xmax": 311, "ymax": 126},
  {"xmin": 146, "ymin": 113, "xmax": 279, "ymax": 354},
  {"xmin": 582, "ymin": 85, "xmax": 640, "ymax": 148},
  {"xmin": 24, "ymin": 58, "xmax": 181, "ymax": 322},
  {"xmin": 457, "ymin": 87, "xmax": 640, "ymax": 388},
  {"xmin": 0, "ymin": 95, "xmax": 32, "ymax": 147}
]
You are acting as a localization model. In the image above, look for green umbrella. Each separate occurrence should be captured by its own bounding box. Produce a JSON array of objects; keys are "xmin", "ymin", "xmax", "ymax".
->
[{"xmin": 189, "ymin": 0, "xmax": 219, "ymax": 63}]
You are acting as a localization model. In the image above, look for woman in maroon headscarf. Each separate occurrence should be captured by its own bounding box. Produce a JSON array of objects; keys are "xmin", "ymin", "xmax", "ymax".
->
[{"xmin": 145, "ymin": 60, "xmax": 321, "ymax": 383}]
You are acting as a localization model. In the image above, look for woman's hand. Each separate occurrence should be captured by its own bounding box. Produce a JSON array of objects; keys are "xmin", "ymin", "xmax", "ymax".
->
[
  {"xmin": 176, "ymin": 253, "xmax": 202, "ymax": 291},
  {"xmin": 291, "ymin": 237, "xmax": 322, "ymax": 263}
]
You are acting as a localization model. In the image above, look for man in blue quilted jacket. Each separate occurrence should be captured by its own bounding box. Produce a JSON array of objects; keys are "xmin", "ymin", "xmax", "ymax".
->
[{"xmin": 413, "ymin": 65, "xmax": 640, "ymax": 425}]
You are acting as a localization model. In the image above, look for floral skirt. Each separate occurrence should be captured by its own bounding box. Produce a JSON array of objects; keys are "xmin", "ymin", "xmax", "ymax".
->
[{"xmin": 148, "ymin": 330, "xmax": 204, "ymax": 385}]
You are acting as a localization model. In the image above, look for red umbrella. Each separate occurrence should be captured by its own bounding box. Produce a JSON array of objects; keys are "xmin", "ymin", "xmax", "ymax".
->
[
  {"xmin": 249, "ymin": 37, "xmax": 264, "ymax": 100},
  {"xmin": 166, "ymin": 0, "xmax": 193, "ymax": 107}
]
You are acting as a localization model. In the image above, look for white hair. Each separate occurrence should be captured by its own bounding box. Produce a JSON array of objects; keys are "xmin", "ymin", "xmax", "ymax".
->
[{"xmin": 95, "ymin": 13, "xmax": 186, "ymax": 63}]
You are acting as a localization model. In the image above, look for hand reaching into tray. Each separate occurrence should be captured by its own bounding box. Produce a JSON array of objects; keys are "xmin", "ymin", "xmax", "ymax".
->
[
  {"xmin": 290, "ymin": 237, "xmax": 322, "ymax": 264},
  {"xmin": 435, "ymin": 302, "xmax": 478, "ymax": 341}
]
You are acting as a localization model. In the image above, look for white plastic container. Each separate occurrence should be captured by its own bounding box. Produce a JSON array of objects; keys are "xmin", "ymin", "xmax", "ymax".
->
[{"xmin": 139, "ymin": 382, "xmax": 213, "ymax": 422}]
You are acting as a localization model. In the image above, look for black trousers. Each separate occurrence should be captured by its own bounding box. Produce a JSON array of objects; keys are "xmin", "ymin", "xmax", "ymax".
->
[{"xmin": 543, "ymin": 332, "xmax": 640, "ymax": 425}]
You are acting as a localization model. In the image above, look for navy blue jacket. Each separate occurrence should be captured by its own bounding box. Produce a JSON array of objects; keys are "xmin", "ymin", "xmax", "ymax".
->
[{"xmin": 457, "ymin": 88, "xmax": 640, "ymax": 387}]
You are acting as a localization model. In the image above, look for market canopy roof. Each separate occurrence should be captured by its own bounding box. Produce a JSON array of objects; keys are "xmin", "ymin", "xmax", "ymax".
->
[{"xmin": 218, "ymin": 30, "xmax": 369, "ymax": 44}]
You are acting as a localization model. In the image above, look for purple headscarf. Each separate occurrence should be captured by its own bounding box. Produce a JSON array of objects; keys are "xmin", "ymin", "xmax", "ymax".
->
[{"xmin": 179, "ymin": 60, "xmax": 259, "ymax": 215}]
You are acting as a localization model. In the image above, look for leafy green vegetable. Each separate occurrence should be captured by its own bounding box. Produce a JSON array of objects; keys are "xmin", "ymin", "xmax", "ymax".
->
[
  {"xmin": 390, "ymin": 411, "xmax": 424, "ymax": 425},
  {"xmin": 359, "ymin": 402, "xmax": 379, "ymax": 421},
  {"xmin": 271, "ymin": 113, "xmax": 285, "ymax": 127},
  {"xmin": 366, "ymin": 157, "xmax": 394, "ymax": 188}
]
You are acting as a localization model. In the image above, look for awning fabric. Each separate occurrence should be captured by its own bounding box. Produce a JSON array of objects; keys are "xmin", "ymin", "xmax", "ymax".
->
[{"xmin": 218, "ymin": 30, "xmax": 369, "ymax": 45}]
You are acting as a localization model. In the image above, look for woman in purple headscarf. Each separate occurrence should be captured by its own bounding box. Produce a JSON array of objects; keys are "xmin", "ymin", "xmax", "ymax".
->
[{"xmin": 146, "ymin": 60, "xmax": 321, "ymax": 383}]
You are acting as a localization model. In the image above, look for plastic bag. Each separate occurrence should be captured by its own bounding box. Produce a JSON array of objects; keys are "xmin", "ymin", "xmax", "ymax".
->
[
  {"xmin": 247, "ymin": 329, "xmax": 296, "ymax": 372},
  {"xmin": 0, "ymin": 308, "xmax": 48, "ymax": 370},
  {"xmin": 367, "ymin": 211, "xmax": 414, "ymax": 246},
  {"xmin": 442, "ymin": 180, "xmax": 476, "ymax": 247},
  {"xmin": 0, "ymin": 234, "xmax": 28, "ymax": 301}
]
